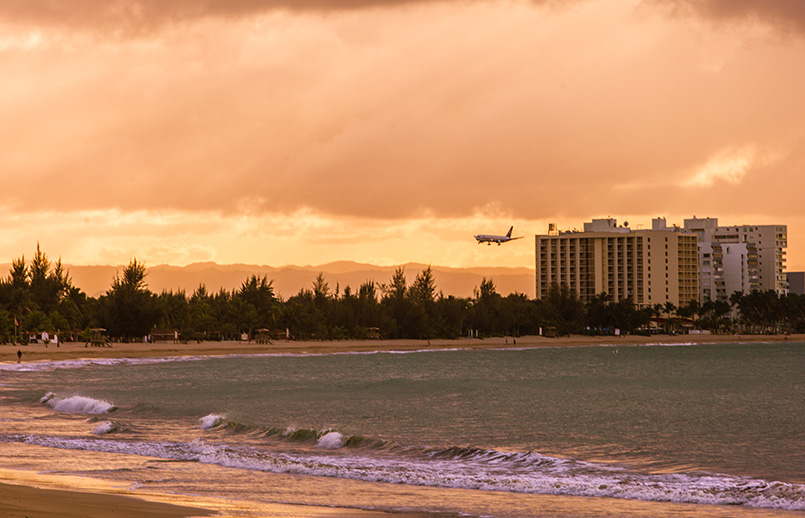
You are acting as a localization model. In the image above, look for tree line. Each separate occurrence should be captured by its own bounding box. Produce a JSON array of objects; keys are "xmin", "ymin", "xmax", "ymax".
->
[{"xmin": 2, "ymin": 247, "xmax": 805, "ymax": 343}]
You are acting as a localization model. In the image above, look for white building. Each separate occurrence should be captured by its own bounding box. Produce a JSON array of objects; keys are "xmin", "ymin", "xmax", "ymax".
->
[
  {"xmin": 684, "ymin": 217, "xmax": 786, "ymax": 301},
  {"xmin": 721, "ymin": 243, "xmax": 758, "ymax": 297}
]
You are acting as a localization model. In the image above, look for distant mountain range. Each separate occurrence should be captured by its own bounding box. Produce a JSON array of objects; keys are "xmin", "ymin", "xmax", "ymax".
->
[{"xmin": 0, "ymin": 261, "xmax": 535, "ymax": 299}]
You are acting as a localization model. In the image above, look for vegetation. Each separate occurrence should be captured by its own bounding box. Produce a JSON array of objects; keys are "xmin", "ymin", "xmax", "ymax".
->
[{"xmin": 1, "ymin": 248, "xmax": 805, "ymax": 343}]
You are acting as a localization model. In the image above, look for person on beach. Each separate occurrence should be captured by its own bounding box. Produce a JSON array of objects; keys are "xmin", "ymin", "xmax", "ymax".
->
[{"xmin": 16, "ymin": 349, "xmax": 21, "ymax": 362}]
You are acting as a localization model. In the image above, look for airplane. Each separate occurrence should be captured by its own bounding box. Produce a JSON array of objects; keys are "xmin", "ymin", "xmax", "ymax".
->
[{"xmin": 474, "ymin": 226, "xmax": 523, "ymax": 245}]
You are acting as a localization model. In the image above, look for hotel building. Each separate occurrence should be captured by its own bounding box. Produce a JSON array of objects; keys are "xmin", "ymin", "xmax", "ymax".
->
[
  {"xmin": 684, "ymin": 217, "xmax": 788, "ymax": 300},
  {"xmin": 535, "ymin": 218, "xmax": 699, "ymax": 307}
]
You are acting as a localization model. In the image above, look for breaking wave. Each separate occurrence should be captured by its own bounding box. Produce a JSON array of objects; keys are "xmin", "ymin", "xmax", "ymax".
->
[
  {"xmin": 92, "ymin": 421, "xmax": 124, "ymax": 435},
  {"xmin": 200, "ymin": 416, "xmax": 394, "ymax": 451},
  {"xmin": 317, "ymin": 430, "xmax": 344, "ymax": 450},
  {"xmin": 5, "ymin": 432, "xmax": 803, "ymax": 511},
  {"xmin": 199, "ymin": 414, "xmax": 226, "ymax": 430},
  {"xmin": 40, "ymin": 392, "xmax": 116, "ymax": 414}
]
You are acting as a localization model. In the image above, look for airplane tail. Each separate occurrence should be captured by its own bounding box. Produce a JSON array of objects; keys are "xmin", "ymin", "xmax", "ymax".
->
[{"xmin": 506, "ymin": 226, "xmax": 513, "ymax": 238}]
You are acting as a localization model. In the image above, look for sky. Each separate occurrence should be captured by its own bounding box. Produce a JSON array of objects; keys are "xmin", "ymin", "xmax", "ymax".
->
[{"xmin": 1, "ymin": 0, "xmax": 803, "ymax": 272}]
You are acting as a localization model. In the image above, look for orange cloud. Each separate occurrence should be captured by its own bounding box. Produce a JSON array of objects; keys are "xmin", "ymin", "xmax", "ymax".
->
[
  {"xmin": 649, "ymin": 0, "xmax": 805, "ymax": 32},
  {"xmin": 1, "ymin": 1, "xmax": 803, "ymax": 270}
]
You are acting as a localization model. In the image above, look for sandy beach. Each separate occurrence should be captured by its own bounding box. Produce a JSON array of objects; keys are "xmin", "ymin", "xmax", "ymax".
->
[
  {"xmin": 0, "ymin": 480, "xmax": 214, "ymax": 518},
  {"xmin": 2, "ymin": 333, "xmax": 802, "ymax": 518},
  {"xmin": 1, "ymin": 425, "xmax": 445, "ymax": 518}
]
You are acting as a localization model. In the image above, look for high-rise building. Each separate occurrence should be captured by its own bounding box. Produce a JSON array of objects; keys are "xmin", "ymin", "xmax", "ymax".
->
[
  {"xmin": 684, "ymin": 217, "xmax": 787, "ymax": 300},
  {"xmin": 535, "ymin": 218, "xmax": 698, "ymax": 307}
]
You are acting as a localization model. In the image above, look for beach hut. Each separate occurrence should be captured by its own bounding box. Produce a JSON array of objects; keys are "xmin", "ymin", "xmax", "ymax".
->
[
  {"xmin": 86, "ymin": 328, "xmax": 111, "ymax": 348},
  {"xmin": 255, "ymin": 329, "xmax": 273, "ymax": 344}
]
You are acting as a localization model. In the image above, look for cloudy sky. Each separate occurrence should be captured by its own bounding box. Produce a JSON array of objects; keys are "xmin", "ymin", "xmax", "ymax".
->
[{"xmin": 1, "ymin": 0, "xmax": 803, "ymax": 272}]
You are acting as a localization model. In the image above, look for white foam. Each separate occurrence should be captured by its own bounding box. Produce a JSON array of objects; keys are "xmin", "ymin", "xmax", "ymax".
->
[
  {"xmin": 199, "ymin": 414, "xmax": 225, "ymax": 430},
  {"xmin": 45, "ymin": 395, "xmax": 116, "ymax": 414},
  {"xmin": 317, "ymin": 431, "xmax": 344, "ymax": 450},
  {"xmin": 0, "ymin": 356, "xmax": 205, "ymax": 372}
]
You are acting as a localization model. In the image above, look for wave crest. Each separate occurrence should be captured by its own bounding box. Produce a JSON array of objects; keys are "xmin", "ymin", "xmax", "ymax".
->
[
  {"xmin": 42, "ymin": 393, "xmax": 116, "ymax": 414},
  {"xmin": 92, "ymin": 421, "xmax": 123, "ymax": 435},
  {"xmin": 199, "ymin": 414, "xmax": 226, "ymax": 430},
  {"xmin": 317, "ymin": 431, "xmax": 344, "ymax": 450}
]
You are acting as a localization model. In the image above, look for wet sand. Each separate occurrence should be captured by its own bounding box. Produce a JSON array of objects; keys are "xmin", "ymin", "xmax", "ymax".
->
[
  {"xmin": 2, "ymin": 333, "xmax": 802, "ymax": 517},
  {"xmin": 0, "ymin": 466, "xmax": 440, "ymax": 518},
  {"xmin": 0, "ymin": 478, "xmax": 419, "ymax": 518},
  {"xmin": 0, "ymin": 481, "xmax": 214, "ymax": 518}
]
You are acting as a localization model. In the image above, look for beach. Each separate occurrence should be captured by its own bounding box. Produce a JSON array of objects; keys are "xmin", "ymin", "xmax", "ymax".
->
[
  {"xmin": 5, "ymin": 332, "xmax": 802, "ymax": 363},
  {"xmin": 0, "ymin": 477, "xmax": 214, "ymax": 518},
  {"xmin": 2, "ymin": 334, "xmax": 803, "ymax": 518}
]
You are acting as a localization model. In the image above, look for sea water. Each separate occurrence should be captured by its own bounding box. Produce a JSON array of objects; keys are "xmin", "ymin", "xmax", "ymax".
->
[{"xmin": 1, "ymin": 342, "xmax": 803, "ymax": 517}]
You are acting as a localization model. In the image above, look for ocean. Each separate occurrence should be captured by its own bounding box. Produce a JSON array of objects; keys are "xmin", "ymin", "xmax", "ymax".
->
[{"xmin": 1, "ymin": 341, "xmax": 803, "ymax": 517}]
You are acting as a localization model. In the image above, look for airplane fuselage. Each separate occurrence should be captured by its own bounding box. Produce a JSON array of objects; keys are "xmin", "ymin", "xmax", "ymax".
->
[
  {"xmin": 474, "ymin": 234, "xmax": 512, "ymax": 245},
  {"xmin": 473, "ymin": 226, "xmax": 523, "ymax": 245}
]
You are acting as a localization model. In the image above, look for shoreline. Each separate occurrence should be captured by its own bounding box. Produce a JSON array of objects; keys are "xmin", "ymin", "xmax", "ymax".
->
[{"xmin": 2, "ymin": 333, "xmax": 803, "ymax": 364}]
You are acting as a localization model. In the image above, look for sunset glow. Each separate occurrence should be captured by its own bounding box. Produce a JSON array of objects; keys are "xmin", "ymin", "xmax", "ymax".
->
[{"xmin": 2, "ymin": 0, "xmax": 803, "ymax": 271}]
